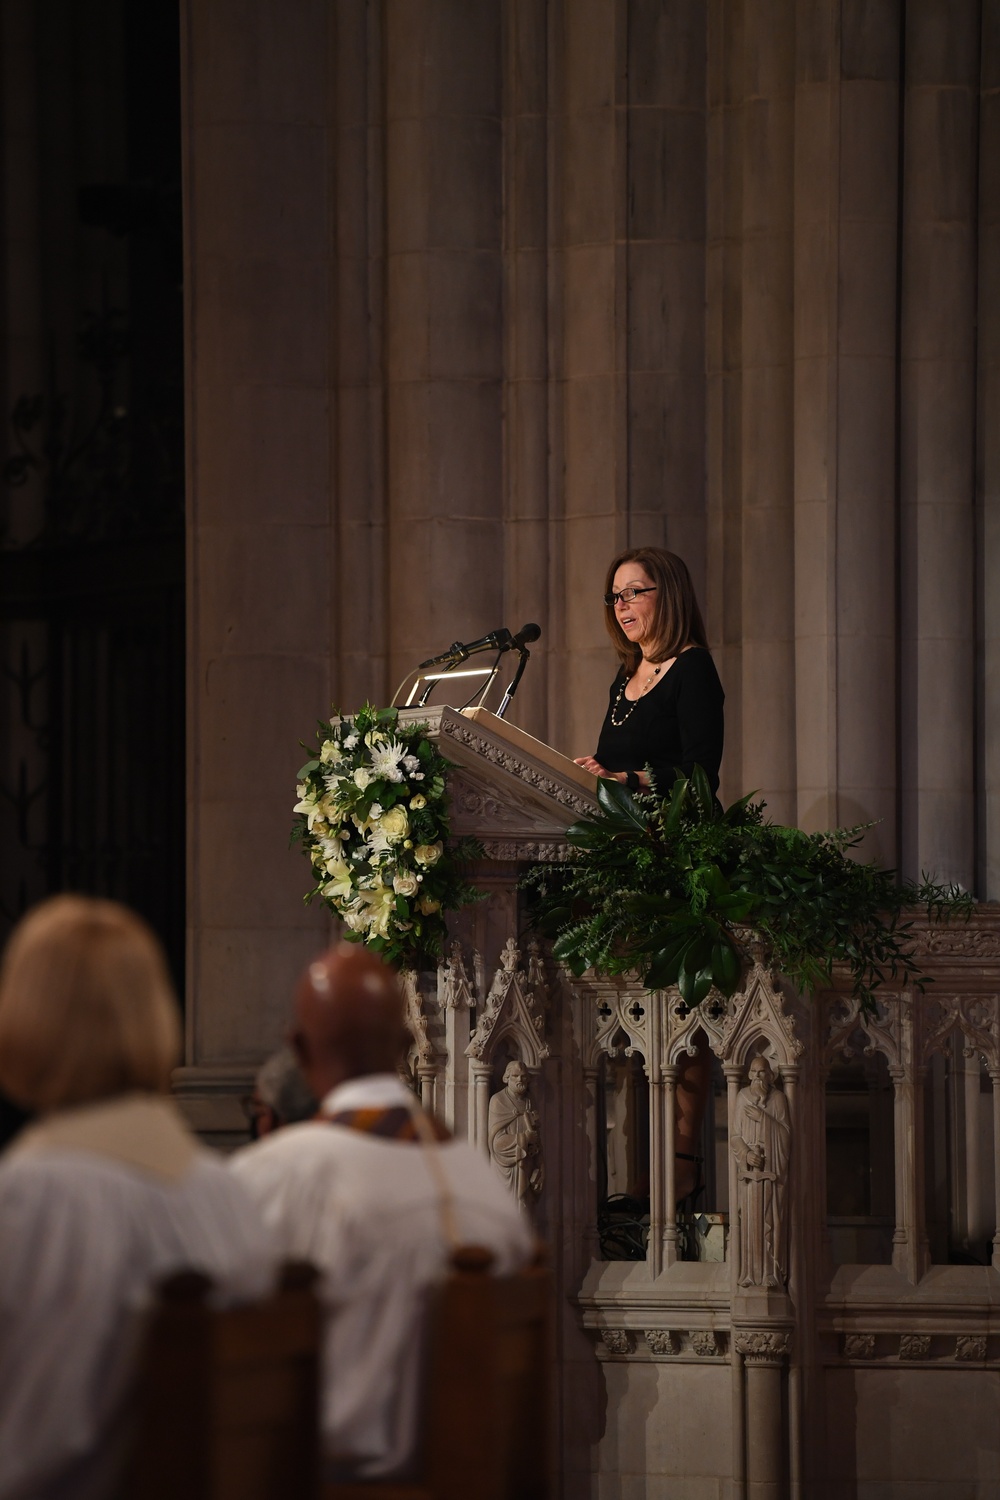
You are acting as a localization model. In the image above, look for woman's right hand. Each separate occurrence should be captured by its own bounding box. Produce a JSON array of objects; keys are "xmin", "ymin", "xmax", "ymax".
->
[{"xmin": 574, "ymin": 756, "xmax": 626, "ymax": 782}]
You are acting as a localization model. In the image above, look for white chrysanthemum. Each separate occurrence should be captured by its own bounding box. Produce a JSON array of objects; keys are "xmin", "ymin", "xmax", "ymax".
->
[
  {"xmin": 366, "ymin": 824, "xmax": 393, "ymax": 857},
  {"xmin": 368, "ymin": 740, "xmax": 407, "ymax": 783}
]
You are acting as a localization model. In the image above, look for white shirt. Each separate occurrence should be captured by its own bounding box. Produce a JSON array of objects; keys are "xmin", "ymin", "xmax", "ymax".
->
[
  {"xmin": 0, "ymin": 1095, "xmax": 276, "ymax": 1500},
  {"xmin": 229, "ymin": 1074, "xmax": 533, "ymax": 1479}
]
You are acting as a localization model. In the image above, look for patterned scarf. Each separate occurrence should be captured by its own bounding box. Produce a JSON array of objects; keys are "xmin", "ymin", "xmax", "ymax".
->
[{"xmin": 318, "ymin": 1105, "xmax": 451, "ymax": 1144}]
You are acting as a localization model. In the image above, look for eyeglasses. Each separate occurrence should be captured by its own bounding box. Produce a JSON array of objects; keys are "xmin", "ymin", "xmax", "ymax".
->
[{"xmin": 604, "ymin": 586, "xmax": 657, "ymax": 607}]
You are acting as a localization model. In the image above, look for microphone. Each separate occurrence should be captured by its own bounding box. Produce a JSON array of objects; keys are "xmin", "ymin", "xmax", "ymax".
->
[
  {"xmin": 419, "ymin": 628, "xmax": 514, "ymax": 669},
  {"xmin": 510, "ymin": 622, "xmax": 541, "ymax": 651},
  {"xmin": 418, "ymin": 624, "xmax": 541, "ymax": 671}
]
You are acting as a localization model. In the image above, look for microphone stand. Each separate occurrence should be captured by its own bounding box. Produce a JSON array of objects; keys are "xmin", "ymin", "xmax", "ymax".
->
[{"xmin": 495, "ymin": 645, "xmax": 530, "ymax": 720}]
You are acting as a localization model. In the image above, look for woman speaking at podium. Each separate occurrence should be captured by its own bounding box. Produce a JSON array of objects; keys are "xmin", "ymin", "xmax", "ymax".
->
[
  {"xmin": 574, "ymin": 546, "xmax": 724, "ymax": 797},
  {"xmin": 574, "ymin": 546, "xmax": 724, "ymax": 1202}
]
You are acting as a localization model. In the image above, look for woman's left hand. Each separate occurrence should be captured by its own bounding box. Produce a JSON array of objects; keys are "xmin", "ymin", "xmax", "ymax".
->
[{"xmin": 573, "ymin": 756, "xmax": 626, "ymax": 782}]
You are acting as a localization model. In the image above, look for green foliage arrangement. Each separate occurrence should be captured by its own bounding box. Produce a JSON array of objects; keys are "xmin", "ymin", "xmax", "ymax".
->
[
  {"xmin": 292, "ymin": 703, "xmax": 481, "ymax": 970},
  {"xmin": 523, "ymin": 766, "xmax": 973, "ymax": 1014}
]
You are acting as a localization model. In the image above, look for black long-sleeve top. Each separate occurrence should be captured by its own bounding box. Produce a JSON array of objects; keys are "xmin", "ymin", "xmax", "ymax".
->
[{"xmin": 593, "ymin": 646, "xmax": 725, "ymax": 795}]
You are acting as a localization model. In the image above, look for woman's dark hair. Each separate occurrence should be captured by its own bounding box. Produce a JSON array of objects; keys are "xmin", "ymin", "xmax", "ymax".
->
[{"xmin": 603, "ymin": 547, "xmax": 709, "ymax": 672}]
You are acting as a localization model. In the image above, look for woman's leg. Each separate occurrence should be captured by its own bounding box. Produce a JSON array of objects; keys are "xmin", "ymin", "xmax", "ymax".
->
[{"xmin": 675, "ymin": 1034, "xmax": 712, "ymax": 1201}]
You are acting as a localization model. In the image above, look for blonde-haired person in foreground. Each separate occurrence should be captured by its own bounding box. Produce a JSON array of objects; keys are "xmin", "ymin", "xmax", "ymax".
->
[
  {"xmin": 0, "ymin": 896, "xmax": 275, "ymax": 1500},
  {"xmin": 230, "ymin": 942, "xmax": 534, "ymax": 1483}
]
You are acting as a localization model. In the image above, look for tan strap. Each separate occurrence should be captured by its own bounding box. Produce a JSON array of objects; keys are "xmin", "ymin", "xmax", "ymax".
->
[{"xmin": 405, "ymin": 1096, "xmax": 462, "ymax": 1256}]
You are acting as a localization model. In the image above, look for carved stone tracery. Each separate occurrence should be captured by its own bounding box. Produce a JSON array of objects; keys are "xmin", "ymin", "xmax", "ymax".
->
[
  {"xmin": 466, "ymin": 937, "xmax": 550, "ymax": 1069},
  {"xmin": 920, "ymin": 993, "xmax": 999, "ymax": 1070}
]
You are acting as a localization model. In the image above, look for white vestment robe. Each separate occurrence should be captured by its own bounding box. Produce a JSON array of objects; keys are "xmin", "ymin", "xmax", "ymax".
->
[
  {"xmin": 0, "ymin": 1094, "xmax": 276, "ymax": 1500},
  {"xmin": 229, "ymin": 1073, "xmax": 534, "ymax": 1480}
]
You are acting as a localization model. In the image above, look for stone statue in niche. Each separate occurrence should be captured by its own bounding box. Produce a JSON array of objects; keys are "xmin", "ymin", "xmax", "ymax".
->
[
  {"xmin": 488, "ymin": 1060, "xmax": 543, "ymax": 1208},
  {"xmin": 730, "ymin": 1055, "xmax": 790, "ymax": 1288}
]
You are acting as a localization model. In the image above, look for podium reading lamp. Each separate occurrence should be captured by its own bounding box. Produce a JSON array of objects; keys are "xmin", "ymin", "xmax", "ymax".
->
[{"xmin": 391, "ymin": 624, "xmax": 542, "ymax": 719}]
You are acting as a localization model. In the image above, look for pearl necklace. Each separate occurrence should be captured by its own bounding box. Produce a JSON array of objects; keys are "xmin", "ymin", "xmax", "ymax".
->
[{"xmin": 609, "ymin": 663, "xmax": 661, "ymax": 727}]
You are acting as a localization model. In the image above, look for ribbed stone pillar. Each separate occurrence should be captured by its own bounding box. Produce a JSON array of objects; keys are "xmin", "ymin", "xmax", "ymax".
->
[
  {"xmin": 980, "ymin": 5, "xmax": 1000, "ymax": 900},
  {"xmin": 382, "ymin": 1, "xmax": 505, "ymax": 687},
  {"xmin": 501, "ymin": 0, "xmax": 551, "ymax": 742},
  {"xmin": 899, "ymin": 0, "xmax": 980, "ymax": 889}
]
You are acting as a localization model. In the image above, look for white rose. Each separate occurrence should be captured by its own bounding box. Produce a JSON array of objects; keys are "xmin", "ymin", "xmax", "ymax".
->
[
  {"xmin": 392, "ymin": 871, "xmax": 419, "ymax": 898},
  {"xmin": 413, "ymin": 841, "xmax": 443, "ymax": 867},
  {"xmin": 343, "ymin": 732, "xmax": 359, "ymax": 750},
  {"xmin": 353, "ymin": 767, "xmax": 372, "ymax": 789},
  {"xmin": 409, "ymin": 793, "xmax": 427, "ymax": 810},
  {"xmin": 368, "ymin": 801, "xmax": 383, "ymax": 820},
  {"xmin": 379, "ymin": 806, "xmax": 410, "ymax": 843}
]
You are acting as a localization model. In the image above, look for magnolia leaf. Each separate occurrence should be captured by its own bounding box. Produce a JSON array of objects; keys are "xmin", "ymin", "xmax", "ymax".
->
[
  {"xmin": 662, "ymin": 776, "xmax": 690, "ymax": 835},
  {"xmin": 710, "ymin": 939, "xmax": 741, "ymax": 995},
  {"xmin": 566, "ymin": 819, "xmax": 605, "ymax": 847},
  {"xmin": 689, "ymin": 965, "xmax": 715, "ymax": 1005},
  {"xmin": 642, "ymin": 924, "xmax": 701, "ymax": 987},
  {"xmin": 297, "ymin": 759, "xmax": 320, "ymax": 778},
  {"xmin": 596, "ymin": 777, "xmax": 648, "ymax": 830}
]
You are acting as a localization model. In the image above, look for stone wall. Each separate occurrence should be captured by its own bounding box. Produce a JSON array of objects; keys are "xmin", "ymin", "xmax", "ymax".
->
[{"xmin": 179, "ymin": 1, "xmax": 1000, "ymax": 1096}]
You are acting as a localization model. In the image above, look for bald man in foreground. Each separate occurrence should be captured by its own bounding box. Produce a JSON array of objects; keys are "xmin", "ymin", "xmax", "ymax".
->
[{"xmin": 229, "ymin": 944, "xmax": 533, "ymax": 1482}]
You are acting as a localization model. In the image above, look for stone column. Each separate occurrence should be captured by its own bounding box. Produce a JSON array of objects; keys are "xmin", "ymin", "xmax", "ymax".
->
[
  {"xmin": 738, "ymin": 0, "xmax": 797, "ymax": 828},
  {"xmin": 899, "ymin": 0, "xmax": 980, "ymax": 889},
  {"xmin": 331, "ymin": 0, "xmax": 389, "ymax": 710},
  {"xmin": 624, "ymin": 0, "xmax": 708, "ymax": 588},
  {"xmin": 382, "ymin": 1, "xmax": 505, "ymax": 686},
  {"xmin": 737, "ymin": 1331, "xmax": 791, "ymax": 1500},
  {"xmin": 980, "ymin": 6, "xmax": 1000, "ymax": 900},
  {"xmin": 547, "ymin": 0, "xmax": 628, "ymax": 759},
  {"xmin": 179, "ymin": 0, "xmax": 334, "ymax": 1124},
  {"xmin": 659, "ymin": 1063, "xmax": 678, "ymax": 1271},
  {"xmin": 793, "ymin": 1, "xmax": 902, "ymax": 857},
  {"xmin": 501, "ymin": 0, "xmax": 551, "ymax": 742}
]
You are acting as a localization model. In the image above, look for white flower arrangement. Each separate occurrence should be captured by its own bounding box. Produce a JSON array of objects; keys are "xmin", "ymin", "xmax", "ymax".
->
[{"xmin": 293, "ymin": 703, "xmax": 481, "ymax": 967}]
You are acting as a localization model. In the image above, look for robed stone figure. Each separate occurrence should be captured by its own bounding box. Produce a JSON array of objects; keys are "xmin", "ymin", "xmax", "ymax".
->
[
  {"xmin": 488, "ymin": 1060, "xmax": 543, "ymax": 1208},
  {"xmin": 730, "ymin": 1055, "xmax": 790, "ymax": 1288}
]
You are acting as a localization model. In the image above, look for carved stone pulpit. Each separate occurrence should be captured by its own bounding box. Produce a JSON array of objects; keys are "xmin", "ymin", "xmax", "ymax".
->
[{"xmin": 388, "ymin": 706, "xmax": 1000, "ymax": 1500}]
